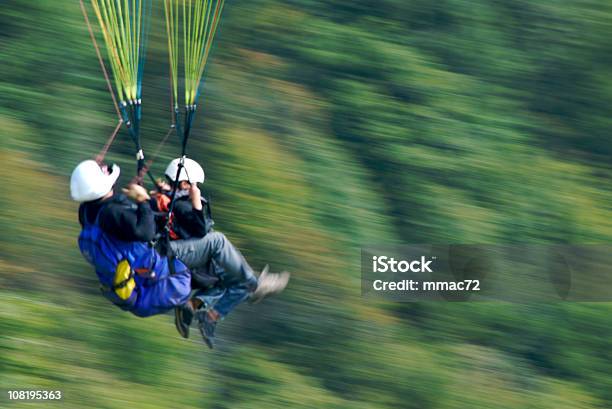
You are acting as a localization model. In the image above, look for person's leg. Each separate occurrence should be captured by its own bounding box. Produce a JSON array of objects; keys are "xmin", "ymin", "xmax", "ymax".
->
[
  {"xmin": 169, "ymin": 232, "xmax": 258, "ymax": 289},
  {"xmin": 171, "ymin": 233, "xmax": 257, "ymax": 344},
  {"xmin": 192, "ymin": 286, "xmax": 226, "ymax": 311},
  {"xmin": 190, "ymin": 262, "xmax": 290, "ymax": 318},
  {"xmin": 213, "ymin": 285, "xmax": 252, "ymax": 316},
  {"xmin": 171, "ymin": 233, "xmax": 289, "ymax": 347},
  {"xmin": 191, "ymin": 283, "xmax": 252, "ymax": 349},
  {"xmin": 192, "ymin": 283, "xmax": 251, "ymax": 318}
]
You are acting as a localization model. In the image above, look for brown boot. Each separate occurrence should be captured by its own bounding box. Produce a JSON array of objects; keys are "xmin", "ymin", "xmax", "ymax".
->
[
  {"xmin": 174, "ymin": 298, "xmax": 202, "ymax": 339},
  {"xmin": 249, "ymin": 265, "xmax": 290, "ymax": 304},
  {"xmin": 197, "ymin": 309, "xmax": 220, "ymax": 349}
]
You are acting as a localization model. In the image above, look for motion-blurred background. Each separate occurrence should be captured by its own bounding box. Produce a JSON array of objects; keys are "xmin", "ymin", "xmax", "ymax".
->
[{"xmin": 2, "ymin": 1, "xmax": 612, "ymax": 408}]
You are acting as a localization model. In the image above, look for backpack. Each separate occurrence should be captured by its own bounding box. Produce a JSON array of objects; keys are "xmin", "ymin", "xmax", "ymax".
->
[{"xmin": 78, "ymin": 201, "xmax": 192, "ymax": 317}]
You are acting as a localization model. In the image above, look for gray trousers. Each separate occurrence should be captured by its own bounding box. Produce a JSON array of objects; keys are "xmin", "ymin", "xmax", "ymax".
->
[{"xmin": 169, "ymin": 232, "xmax": 258, "ymax": 290}]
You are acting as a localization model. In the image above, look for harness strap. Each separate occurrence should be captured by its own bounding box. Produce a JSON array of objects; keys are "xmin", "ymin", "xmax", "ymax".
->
[
  {"xmin": 111, "ymin": 270, "xmax": 134, "ymax": 290},
  {"xmin": 205, "ymin": 196, "xmax": 213, "ymax": 221},
  {"xmin": 154, "ymin": 231, "xmax": 177, "ymax": 276}
]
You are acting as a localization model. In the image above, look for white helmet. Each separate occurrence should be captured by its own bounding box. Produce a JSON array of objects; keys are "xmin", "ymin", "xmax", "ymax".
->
[
  {"xmin": 164, "ymin": 157, "xmax": 205, "ymax": 184},
  {"xmin": 70, "ymin": 160, "xmax": 120, "ymax": 202}
]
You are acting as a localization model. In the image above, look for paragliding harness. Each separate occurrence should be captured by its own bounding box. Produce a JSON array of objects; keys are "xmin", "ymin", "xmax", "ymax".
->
[
  {"xmin": 79, "ymin": 198, "xmax": 192, "ymax": 317},
  {"xmin": 154, "ymin": 190, "xmax": 214, "ymax": 241},
  {"xmin": 156, "ymin": 230, "xmax": 178, "ymax": 276},
  {"xmin": 79, "ymin": 201, "xmax": 152, "ymax": 311}
]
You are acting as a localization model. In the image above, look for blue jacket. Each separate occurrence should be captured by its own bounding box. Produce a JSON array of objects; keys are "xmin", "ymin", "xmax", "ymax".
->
[{"xmin": 78, "ymin": 196, "xmax": 191, "ymax": 317}]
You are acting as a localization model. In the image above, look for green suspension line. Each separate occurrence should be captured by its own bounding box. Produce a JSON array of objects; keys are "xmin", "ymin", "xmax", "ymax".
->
[
  {"xmin": 164, "ymin": 0, "xmax": 225, "ymax": 153},
  {"xmin": 90, "ymin": 0, "xmax": 151, "ymax": 174}
]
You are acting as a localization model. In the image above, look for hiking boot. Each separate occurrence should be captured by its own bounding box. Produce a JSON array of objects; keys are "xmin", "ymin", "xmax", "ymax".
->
[
  {"xmin": 249, "ymin": 265, "xmax": 290, "ymax": 304},
  {"xmin": 174, "ymin": 300, "xmax": 196, "ymax": 339},
  {"xmin": 197, "ymin": 309, "xmax": 219, "ymax": 349}
]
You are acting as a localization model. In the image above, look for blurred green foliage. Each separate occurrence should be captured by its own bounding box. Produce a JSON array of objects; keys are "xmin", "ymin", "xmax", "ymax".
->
[{"xmin": 2, "ymin": 0, "xmax": 612, "ymax": 408}]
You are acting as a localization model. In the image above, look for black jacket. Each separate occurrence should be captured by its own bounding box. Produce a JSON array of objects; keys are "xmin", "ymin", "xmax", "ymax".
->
[
  {"xmin": 173, "ymin": 195, "xmax": 214, "ymax": 239},
  {"xmin": 79, "ymin": 194, "xmax": 156, "ymax": 242},
  {"xmin": 151, "ymin": 191, "xmax": 214, "ymax": 240}
]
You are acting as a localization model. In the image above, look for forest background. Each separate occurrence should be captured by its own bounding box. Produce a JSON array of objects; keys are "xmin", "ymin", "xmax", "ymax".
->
[{"xmin": 2, "ymin": 1, "xmax": 612, "ymax": 408}]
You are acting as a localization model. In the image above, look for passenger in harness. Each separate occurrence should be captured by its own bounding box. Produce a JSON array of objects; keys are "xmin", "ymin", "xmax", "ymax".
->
[
  {"xmin": 71, "ymin": 159, "xmax": 289, "ymax": 348},
  {"xmin": 152, "ymin": 158, "xmax": 290, "ymax": 348},
  {"xmin": 152, "ymin": 158, "xmax": 214, "ymax": 241}
]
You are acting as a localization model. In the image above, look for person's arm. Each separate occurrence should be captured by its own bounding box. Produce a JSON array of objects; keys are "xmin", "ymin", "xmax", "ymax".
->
[
  {"xmin": 100, "ymin": 186, "xmax": 156, "ymax": 242},
  {"xmin": 121, "ymin": 201, "xmax": 156, "ymax": 241},
  {"xmin": 190, "ymin": 184, "xmax": 203, "ymax": 211},
  {"xmin": 174, "ymin": 199, "xmax": 208, "ymax": 237},
  {"xmin": 122, "ymin": 184, "xmax": 155, "ymax": 241}
]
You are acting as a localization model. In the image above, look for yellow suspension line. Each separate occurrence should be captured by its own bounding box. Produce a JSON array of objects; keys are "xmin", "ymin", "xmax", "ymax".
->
[
  {"xmin": 164, "ymin": 0, "xmax": 225, "ymax": 110},
  {"xmin": 91, "ymin": 0, "xmax": 143, "ymax": 104}
]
